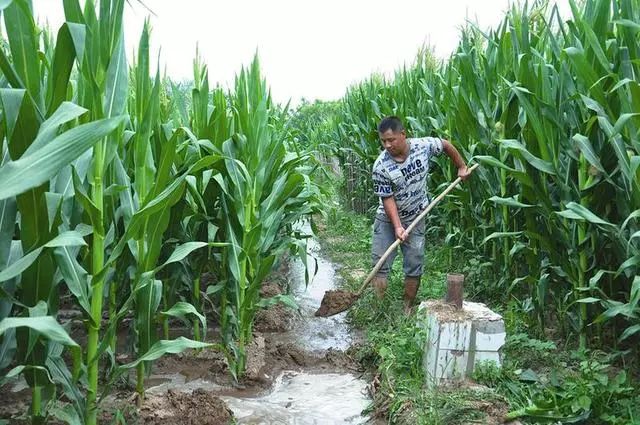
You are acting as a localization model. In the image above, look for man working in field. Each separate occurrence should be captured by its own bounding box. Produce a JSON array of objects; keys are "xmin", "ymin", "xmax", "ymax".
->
[{"xmin": 371, "ymin": 116, "xmax": 470, "ymax": 314}]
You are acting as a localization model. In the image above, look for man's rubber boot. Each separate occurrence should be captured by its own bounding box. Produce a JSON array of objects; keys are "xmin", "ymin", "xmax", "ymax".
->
[
  {"xmin": 403, "ymin": 276, "xmax": 421, "ymax": 315},
  {"xmin": 373, "ymin": 276, "xmax": 388, "ymax": 299}
]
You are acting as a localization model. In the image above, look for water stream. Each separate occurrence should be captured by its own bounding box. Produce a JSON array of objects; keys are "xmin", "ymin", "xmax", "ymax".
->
[
  {"xmin": 220, "ymin": 236, "xmax": 370, "ymax": 424},
  {"xmin": 222, "ymin": 371, "xmax": 368, "ymax": 424},
  {"xmin": 271, "ymin": 237, "xmax": 358, "ymax": 352}
]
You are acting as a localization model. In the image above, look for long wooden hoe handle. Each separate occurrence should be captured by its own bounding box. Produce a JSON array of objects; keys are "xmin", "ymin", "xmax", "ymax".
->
[{"xmin": 356, "ymin": 163, "xmax": 479, "ymax": 296}]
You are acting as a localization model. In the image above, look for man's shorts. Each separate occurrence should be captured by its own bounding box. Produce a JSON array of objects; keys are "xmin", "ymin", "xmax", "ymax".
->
[{"xmin": 371, "ymin": 215, "xmax": 426, "ymax": 278}]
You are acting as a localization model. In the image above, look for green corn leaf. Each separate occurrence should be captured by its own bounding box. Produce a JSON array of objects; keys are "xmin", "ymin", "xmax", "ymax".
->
[
  {"xmin": 572, "ymin": 134, "xmax": 606, "ymax": 174},
  {"xmin": 556, "ymin": 202, "xmax": 616, "ymax": 227},
  {"xmin": 0, "ymin": 365, "xmax": 25, "ymax": 386},
  {"xmin": 103, "ymin": 31, "xmax": 127, "ymax": 118},
  {"xmin": 117, "ymin": 337, "xmax": 214, "ymax": 371},
  {"xmin": 0, "ymin": 115, "xmax": 126, "ymax": 200},
  {"xmin": 158, "ymin": 242, "xmax": 208, "ymax": 269},
  {"xmin": 206, "ymin": 282, "xmax": 225, "ymax": 296},
  {"xmin": 616, "ymin": 255, "xmax": 639, "ymax": 275},
  {"xmin": 501, "ymin": 139, "xmax": 556, "ymax": 175},
  {"xmin": 4, "ymin": 0, "xmax": 41, "ymax": 106},
  {"xmin": 46, "ymin": 23, "xmax": 78, "ymax": 116},
  {"xmin": 46, "ymin": 343, "xmax": 85, "ymax": 423},
  {"xmin": 0, "ymin": 89, "xmax": 26, "ymax": 141},
  {"xmin": 160, "ymin": 301, "xmax": 207, "ymax": 334},
  {"xmin": 481, "ymin": 231, "xmax": 523, "ymax": 245},
  {"xmin": 619, "ymin": 324, "xmax": 640, "ymax": 341},
  {"xmin": 136, "ymin": 279, "xmax": 162, "ymax": 368},
  {"xmin": 0, "ymin": 316, "xmax": 82, "ymax": 381},
  {"xmin": 0, "ymin": 158, "xmax": 17, "ymax": 268},
  {"xmin": 474, "ymin": 155, "xmax": 516, "ymax": 171},
  {"xmin": 580, "ymin": 20, "xmax": 611, "ymax": 73},
  {"xmin": 0, "ymin": 328, "xmax": 16, "ymax": 369},
  {"xmin": 613, "ymin": 19, "xmax": 640, "ymax": 31},
  {"xmin": 576, "ymin": 297, "xmax": 601, "ymax": 304},
  {"xmin": 256, "ymin": 294, "xmax": 298, "ymax": 310},
  {"xmin": 589, "ymin": 269, "xmax": 614, "ymax": 289},
  {"xmin": 65, "ymin": 22, "xmax": 86, "ymax": 64},
  {"xmin": 0, "ymin": 230, "xmax": 88, "ymax": 283},
  {"xmin": 26, "ymin": 102, "xmax": 88, "ymax": 156},
  {"xmin": 488, "ymin": 196, "xmax": 535, "ymax": 208},
  {"xmin": 71, "ymin": 167, "xmax": 104, "ymax": 235},
  {"xmin": 0, "ymin": 316, "xmax": 79, "ymax": 349},
  {"xmin": 48, "ymin": 403, "xmax": 82, "ymax": 425},
  {"xmin": 53, "ymin": 246, "xmax": 91, "ymax": 315},
  {"xmin": 612, "ymin": 113, "xmax": 640, "ymax": 137}
]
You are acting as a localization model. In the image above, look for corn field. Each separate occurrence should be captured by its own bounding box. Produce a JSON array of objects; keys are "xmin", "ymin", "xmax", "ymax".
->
[
  {"xmin": 1, "ymin": 0, "xmax": 639, "ymax": 423},
  {"xmin": 0, "ymin": 1, "xmax": 320, "ymax": 424},
  {"xmin": 324, "ymin": 0, "xmax": 639, "ymax": 354}
]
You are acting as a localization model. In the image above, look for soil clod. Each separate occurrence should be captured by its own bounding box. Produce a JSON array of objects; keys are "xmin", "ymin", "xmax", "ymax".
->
[
  {"xmin": 314, "ymin": 290, "xmax": 360, "ymax": 317},
  {"xmin": 139, "ymin": 388, "xmax": 233, "ymax": 424}
]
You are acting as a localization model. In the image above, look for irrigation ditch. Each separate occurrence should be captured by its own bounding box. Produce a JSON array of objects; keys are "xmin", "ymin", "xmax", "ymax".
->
[{"xmin": 1, "ymin": 234, "xmax": 374, "ymax": 424}]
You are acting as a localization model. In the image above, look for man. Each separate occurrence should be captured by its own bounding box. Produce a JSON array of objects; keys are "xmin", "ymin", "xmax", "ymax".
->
[{"xmin": 371, "ymin": 116, "xmax": 470, "ymax": 314}]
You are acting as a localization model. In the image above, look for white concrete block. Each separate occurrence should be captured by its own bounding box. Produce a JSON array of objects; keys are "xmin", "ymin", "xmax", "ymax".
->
[{"xmin": 418, "ymin": 299, "xmax": 506, "ymax": 387}]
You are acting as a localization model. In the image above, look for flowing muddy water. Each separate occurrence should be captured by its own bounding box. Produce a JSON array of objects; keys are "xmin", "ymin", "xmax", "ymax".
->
[
  {"xmin": 222, "ymin": 371, "xmax": 368, "ymax": 424},
  {"xmin": 218, "ymin": 236, "xmax": 369, "ymax": 423},
  {"xmin": 144, "ymin": 234, "xmax": 370, "ymax": 424},
  {"xmin": 271, "ymin": 237, "xmax": 359, "ymax": 352}
]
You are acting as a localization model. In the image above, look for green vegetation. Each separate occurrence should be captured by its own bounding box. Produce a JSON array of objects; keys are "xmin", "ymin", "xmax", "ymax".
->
[
  {"xmin": 316, "ymin": 205, "xmax": 640, "ymax": 424},
  {"xmin": 1, "ymin": 0, "xmax": 640, "ymax": 423},
  {"xmin": 305, "ymin": 0, "xmax": 640, "ymax": 414},
  {"xmin": 316, "ymin": 0, "xmax": 640, "ymax": 356},
  {"xmin": 0, "ymin": 1, "xmax": 318, "ymax": 423}
]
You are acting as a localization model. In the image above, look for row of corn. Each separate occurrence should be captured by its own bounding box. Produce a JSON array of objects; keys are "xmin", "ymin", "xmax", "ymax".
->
[
  {"xmin": 323, "ymin": 0, "xmax": 639, "ymax": 353},
  {"xmin": 0, "ymin": 1, "xmax": 320, "ymax": 424}
]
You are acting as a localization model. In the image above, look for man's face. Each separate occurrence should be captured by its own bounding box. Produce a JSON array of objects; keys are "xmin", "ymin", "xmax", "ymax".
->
[{"xmin": 379, "ymin": 129, "xmax": 407, "ymax": 157}]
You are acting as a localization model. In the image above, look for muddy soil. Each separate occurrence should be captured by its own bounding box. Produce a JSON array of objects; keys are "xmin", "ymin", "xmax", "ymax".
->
[
  {"xmin": 139, "ymin": 388, "xmax": 233, "ymax": 425},
  {"xmin": 262, "ymin": 336, "xmax": 361, "ymax": 378},
  {"xmin": 152, "ymin": 346, "xmax": 231, "ymax": 385},
  {"xmin": 315, "ymin": 289, "xmax": 360, "ymax": 317},
  {"xmin": 0, "ymin": 384, "xmax": 30, "ymax": 423},
  {"xmin": 254, "ymin": 282, "xmax": 295, "ymax": 332}
]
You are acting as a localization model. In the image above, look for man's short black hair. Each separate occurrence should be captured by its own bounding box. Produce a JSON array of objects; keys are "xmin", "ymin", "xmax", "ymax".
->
[{"xmin": 378, "ymin": 116, "xmax": 404, "ymax": 133}]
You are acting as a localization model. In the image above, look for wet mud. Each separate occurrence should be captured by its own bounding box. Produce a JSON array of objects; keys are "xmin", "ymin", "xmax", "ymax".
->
[
  {"xmin": 254, "ymin": 283, "xmax": 295, "ymax": 332},
  {"xmin": 139, "ymin": 388, "xmax": 233, "ymax": 425},
  {"xmin": 315, "ymin": 289, "xmax": 360, "ymax": 317}
]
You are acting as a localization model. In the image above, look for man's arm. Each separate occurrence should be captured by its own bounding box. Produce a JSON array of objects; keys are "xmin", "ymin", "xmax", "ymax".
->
[
  {"xmin": 382, "ymin": 196, "xmax": 408, "ymax": 241},
  {"xmin": 442, "ymin": 139, "xmax": 470, "ymax": 180}
]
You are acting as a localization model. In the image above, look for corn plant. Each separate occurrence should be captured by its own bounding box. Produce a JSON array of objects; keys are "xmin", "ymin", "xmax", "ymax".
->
[
  {"xmin": 0, "ymin": 1, "xmax": 127, "ymax": 422},
  {"xmin": 200, "ymin": 57, "xmax": 320, "ymax": 377},
  {"xmin": 321, "ymin": 0, "xmax": 640, "ymax": 353},
  {"xmin": 1, "ymin": 1, "xmax": 224, "ymax": 423}
]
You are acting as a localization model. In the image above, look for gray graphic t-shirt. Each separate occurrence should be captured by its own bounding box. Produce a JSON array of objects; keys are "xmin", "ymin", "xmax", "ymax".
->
[{"xmin": 372, "ymin": 137, "xmax": 444, "ymax": 222}]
